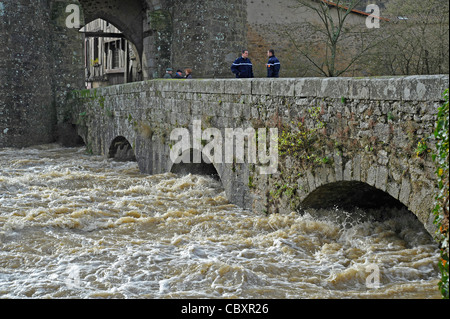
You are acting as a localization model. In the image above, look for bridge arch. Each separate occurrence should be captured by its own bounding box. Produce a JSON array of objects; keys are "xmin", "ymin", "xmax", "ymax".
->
[
  {"xmin": 294, "ymin": 155, "xmax": 437, "ymax": 235},
  {"xmin": 109, "ymin": 136, "xmax": 136, "ymax": 162},
  {"xmin": 78, "ymin": 0, "xmax": 147, "ymax": 58},
  {"xmin": 169, "ymin": 148, "xmax": 221, "ymax": 181},
  {"xmin": 299, "ymin": 180, "xmax": 434, "ymax": 240},
  {"xmin": 301, "ymin": 181, "xmax": 407, "ymax": 211}
]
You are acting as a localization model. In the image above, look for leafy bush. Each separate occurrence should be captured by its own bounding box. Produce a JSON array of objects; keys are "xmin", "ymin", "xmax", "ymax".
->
[{"xmin": 433, "ymin": 88, "xmax": 449, "ymax": 299}]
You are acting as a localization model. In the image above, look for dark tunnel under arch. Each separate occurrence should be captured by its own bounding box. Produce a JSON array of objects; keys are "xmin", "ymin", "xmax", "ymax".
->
[
  {"xmin": 302, "ymin": 181, "xmax": 407, "ymax": 211},
  {"xmin": 109, "ymin": 136, "xmax": 136, "ymax": 162},
  {"xmin": 298, "ymin": 181, "xmax": 428, "ymax": 227},
  {"xmin": 170, "ymin": 149, "xmax": 220, "ymax": 180}
]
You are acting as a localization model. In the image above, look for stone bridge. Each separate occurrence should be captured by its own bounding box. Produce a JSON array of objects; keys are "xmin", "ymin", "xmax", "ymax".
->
[{"xmin": 67, "ymin": 75, "xmax": 449, "ymax": 235}]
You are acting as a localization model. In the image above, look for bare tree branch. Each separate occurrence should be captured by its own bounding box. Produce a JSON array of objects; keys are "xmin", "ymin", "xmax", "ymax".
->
[{"xmin": 289, "ymin": 0, "xmax": 381, "ymax": 77}]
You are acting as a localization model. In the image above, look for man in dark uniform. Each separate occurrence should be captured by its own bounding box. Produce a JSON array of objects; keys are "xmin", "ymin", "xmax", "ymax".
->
[
  {"xmin": 266, "ymin": 49, "xmax": 281, "ymax": 78},
  {"xmin": 231, "ymin": 50, "xmax": 254, "ymax": 78}
]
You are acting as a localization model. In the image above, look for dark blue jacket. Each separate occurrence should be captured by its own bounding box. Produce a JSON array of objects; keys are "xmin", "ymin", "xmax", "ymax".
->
[
  {"xmin": 231, "ymin": 57, "xmax": 254, "ymax": 78},
  {"xmin": 267, "ymin": 56, "xmax": 281, "ymax": 78}
]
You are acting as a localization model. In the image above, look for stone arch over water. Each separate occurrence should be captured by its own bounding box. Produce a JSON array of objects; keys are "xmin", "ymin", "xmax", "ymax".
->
[
  {"xmin": 169, "ymin": 148, "xmax": 221, "ymax": 181},
  {"xmin": 302, "ymin": 181, "xmax": 407, "ymax": 211},
  {"xmin": 299, "ymin": 180, "xmax": 434, "ymax": 240},
  {"xmin": 109, "ymin": 136, "xmax": 136, "ymax": 162}
]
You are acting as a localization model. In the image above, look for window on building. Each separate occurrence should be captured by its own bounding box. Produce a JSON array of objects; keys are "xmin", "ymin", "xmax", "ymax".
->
[
  {"xmin": 111, "ymin": 41, "xmax": 120, "ymax": 69},
  {"xmin": 93, "ymin": 37, "xmax": 99, "ymax": 62}
]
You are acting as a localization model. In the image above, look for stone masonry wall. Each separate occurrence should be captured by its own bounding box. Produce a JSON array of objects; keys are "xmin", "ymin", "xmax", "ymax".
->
[
  {"xmin": 0, "ymin": 0, "xmax": 85, "ymax": 148},
  {"xmin": 70, "ymin": 75, "xmax": 448, "ymax": 234},
  {"xmin": 0, "ymin": 0, "xmax": 55, "ymax": 148}
]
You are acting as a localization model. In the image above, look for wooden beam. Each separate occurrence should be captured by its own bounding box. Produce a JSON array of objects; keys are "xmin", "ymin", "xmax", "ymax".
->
[{"xmin": 81, "ymin": 32, "xmax": 126, "ymax": 38}]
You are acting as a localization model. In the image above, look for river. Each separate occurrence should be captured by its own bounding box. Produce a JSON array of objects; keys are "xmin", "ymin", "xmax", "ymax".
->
[{"xmin": 0, "ymin": 144, "xmax": 441, "ymax": 299}]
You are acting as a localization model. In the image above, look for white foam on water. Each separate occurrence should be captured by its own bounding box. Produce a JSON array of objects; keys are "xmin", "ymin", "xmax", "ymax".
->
[{"xmin": 0, "ymin": 145, "xmax": 441, "ymax": 299}]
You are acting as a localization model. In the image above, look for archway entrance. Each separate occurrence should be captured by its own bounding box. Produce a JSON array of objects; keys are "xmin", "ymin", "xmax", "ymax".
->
[{"xmin": 80, "ymin": 18, "xmax": 142, "ymax": 88}]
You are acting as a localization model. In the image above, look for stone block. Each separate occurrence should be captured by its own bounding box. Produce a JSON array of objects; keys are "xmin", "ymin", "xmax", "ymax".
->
[
  {"xmin": 403, "ymin": 75, "xmax": 448, "ymax": 102},
  {"xmin": 252, "ymin": 79, "xmax": 272, "ymax": 95},
  {"xmin": 375, "ymin": 165, "xmax": 388, "ymax": 191},
  {"xmin": 242, "ymin": 104, "xmax": 252, "ymax": 120},
  {"xmin": 221, "ymin": 102, "xmax": 233, "ymax": 118},
  {"xmin": 232, "ymin": 103, "xmax": 244, "ymax": 118},
  {"xmin": 250, "ymin": 105, "xmax": 260, "ymax": 119},
  {"xmin": 271, "ymin": 78, "xmax": 296, "ymax": 97},
  {"xmin": 327, "ymin": 170, "xmax": 336, "ymax": 183},
  {"xmin": 223, "ymin": 79, "xmax": 252, "ymax": 95},
  {"xmin": 343, "ymin": 159, "xmax": 353, "ymax": 181},
  {"xmin": 374, "ymin": 123, "xmax": 391, "ymax": 144},
  {"xmin": 367, "ymin": 165, "xmax": 377, "ymax": 186},
  {"xmin": 353, "ymin": 154, "xmax": 361, "ymax": 181},
  {"xmin": 173, "ymin": 79, "xmax": 193, "ymax": 93},
  {"xmin": 200, "ymin": 79, "xmax": 225, "ymax": 94},
  {"xmin": 314, "ymin": 169, "xmax": 324, "ymax": 189},
  {"xmin": 369, "ymin": 77, "xmax": 403, "ymax": 101},
  {"xmin": 317, "ymin": 77, "xmax": 350, "ymax": 99},
  {"xmin": 294, "ymin": 78, "xmax": 321, "ymax": 97},
  {"xmin": 334, "ymin": 154, "xmax": 343, "ymax": 181},
  {"xmin": 441, "ymin": 76, "xmax": 449, "ymax": 96},
  {"xmin": 186, "ymin": 80, "xmax": 214, "ymax": 95},
  {"xmin": 387, "ymin": 182, "xmax": 400, "ymax": 200},
  {"xmin": 297, "ymin": 176, "xmax": 310, "ymax": 201},
  {"xmin": 349, "ymin": 78, "xmax": 370, "ymax": 100},
  {"xmin": 191, "ymin": 100, "xmax": 203, "ymax": 115},
  {"xmin": 306, "ymin": 170, "xmax": 316, "ymax": 191},
  {"xmin": 399, "ymin": 178, "xmax": 411, "ymax": 206}
]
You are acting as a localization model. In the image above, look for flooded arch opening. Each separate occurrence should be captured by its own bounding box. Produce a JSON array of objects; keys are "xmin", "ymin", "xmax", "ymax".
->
[
  {"xmin": 300, "ymin": 181, "xmax": 433, "ymax": 239},
  {"xmin": 302, "ymin": 181, "xmax": 406, "ymax": 212},
  {"xmin": 109, "ymin": 136, "xmax": 136, "ymax": 162},
  {"xmin": 171, "ymin": 149, "xmax": 220, "ymax": 181},
  {"xmin": 57, "ymin": 123, "xmax": 86, "ymax": 147}
]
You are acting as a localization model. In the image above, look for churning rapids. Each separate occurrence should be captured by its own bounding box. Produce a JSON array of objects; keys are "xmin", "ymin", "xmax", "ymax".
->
[{"xmin": 0, "ymin": 144, "xmax": 441, "ymax": 299}]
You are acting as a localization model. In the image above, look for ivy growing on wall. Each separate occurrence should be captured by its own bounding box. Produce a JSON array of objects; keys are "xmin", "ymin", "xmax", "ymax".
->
[
  {"xmin": 270, "ymin": 106, "xmax": 330, "ymax": 210},
  {"xmin": 278, "ymin": 106, "xmax": 328, "ymax": 166},
  {"xmin": 432, "ymin": 88, "xmax": 449, "ymax": 299}
]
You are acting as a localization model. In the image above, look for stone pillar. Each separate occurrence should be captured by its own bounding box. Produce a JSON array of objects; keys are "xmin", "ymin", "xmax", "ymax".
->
[
  {"xmin": 0, "ymin": 0, "xmax": 85, "ymax": 148},
  {"xmin": 142, "ymin": 5, "xmax": 173, "ymax": 79},
  {"xmin": 48, "ymin": 0, "xmax": 85, "ymax": 144},
  {"xmin": 171, "ymin": 0, "xmax": 248, "ymax": 78},
  {"xmin": 0, "ymin": 0, "xmax": 55, "ymax": 147},
  {"xmin": 142, "ymin": 0, "xmax": 248, "ymax": 79}
]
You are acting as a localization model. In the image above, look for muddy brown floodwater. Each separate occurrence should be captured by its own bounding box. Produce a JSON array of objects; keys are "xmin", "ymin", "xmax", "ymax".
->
[{"xmin": 0, "ymin": 145, "xmax": 441, "ymax": 298}]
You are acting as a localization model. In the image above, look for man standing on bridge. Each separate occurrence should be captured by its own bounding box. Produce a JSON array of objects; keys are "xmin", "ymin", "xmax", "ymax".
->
[
  {"xmin": 266, "ymin": 49, "xmax": 281, "ymax": 78},
  {"xmin": 231, "ymin": 50, "xmax": 254, "ymax": 78}
]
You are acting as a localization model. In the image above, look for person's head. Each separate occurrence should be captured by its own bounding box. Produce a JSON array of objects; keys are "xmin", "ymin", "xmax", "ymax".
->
[
  {"xmin": 185, "ymin": 68, "xmax": 192, "ymax": 75},
  {"xmin": 268, "ymin": 49, "xmax": 275, "ymax": 57},
  {"xmin": 176, "ymin": 70, "xmax": 183, "ymax": 76},
  {"xmin": 241, "ymin": 50, "xmax": 249, "ymax": 59},
  {"xmin": 166, "ymin": 68, "xmax": 173, "ymax": 74}
]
